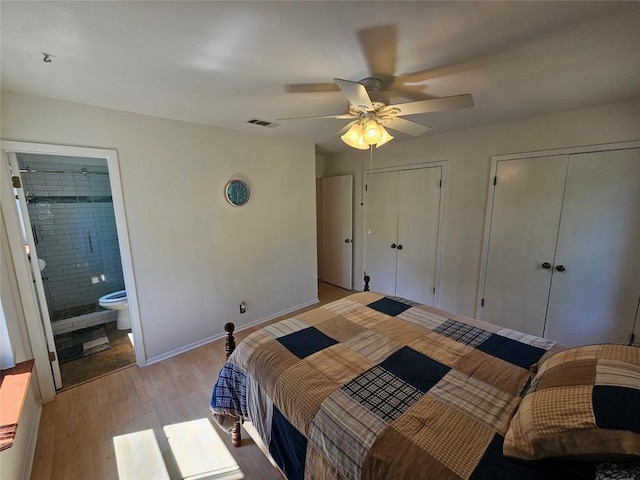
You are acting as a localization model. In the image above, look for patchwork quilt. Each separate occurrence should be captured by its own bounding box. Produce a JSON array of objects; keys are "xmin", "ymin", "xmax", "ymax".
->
[{"xmin": 210, "ymin": 292, "xmax": 592, "ymax": 480}]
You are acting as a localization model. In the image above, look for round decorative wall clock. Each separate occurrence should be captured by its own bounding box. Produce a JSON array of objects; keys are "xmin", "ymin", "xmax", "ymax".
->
[{"xmin": 224, "ymin": 180, "xmax": 250, "ymax": 206}]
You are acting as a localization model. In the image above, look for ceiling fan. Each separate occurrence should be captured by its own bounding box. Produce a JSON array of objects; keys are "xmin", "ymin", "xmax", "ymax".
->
[
  {"xmin": 281, "ymin": 77, "xmax": 473, "ymax": 149},
  {"xmin": 280, "ymin": 26, "xmax": 474, "ymax": 149}
]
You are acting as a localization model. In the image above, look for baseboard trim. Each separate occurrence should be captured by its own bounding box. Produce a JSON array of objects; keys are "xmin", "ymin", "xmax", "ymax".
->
[{"xmin": 145, "ymin": 297, "xmax": 320, "ymax": 366}]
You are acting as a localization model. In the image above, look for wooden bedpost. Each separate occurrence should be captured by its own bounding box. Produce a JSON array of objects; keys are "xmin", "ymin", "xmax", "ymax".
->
[
  {"xmin": 224, "ymin": 322, "xmax": 241, "ymax": 446},
  {"xmin": 225, "ymin": 322, "xmax": 236, "ymax": 359},
  {"xmin": 363, "ymin": 274, "xmax": 370, "ymax": 292}
]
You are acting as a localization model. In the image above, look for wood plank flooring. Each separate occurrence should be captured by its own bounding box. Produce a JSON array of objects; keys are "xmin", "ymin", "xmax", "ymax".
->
[{"xmin": 30, "ymin": 281, "xmax": 353, "ymax": 480}]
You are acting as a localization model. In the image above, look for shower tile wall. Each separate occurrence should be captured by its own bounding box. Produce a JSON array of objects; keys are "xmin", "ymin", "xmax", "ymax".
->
[{"xmin": 20, "ymin": 161, "xmax": 125, "ymax": 319}]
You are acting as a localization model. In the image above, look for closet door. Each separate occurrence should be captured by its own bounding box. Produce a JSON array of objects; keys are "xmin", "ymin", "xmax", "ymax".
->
[
  {"xmin": 395, "ymin": 167, "xmax": 442, "ymax": 305},
  {"xmin": 321, "ymin": 175, "xmax": 353, "ymax": 289},
  {"xmin": 545, "ymin": 148, "xmax": 640, "ymax": 345},
  {"xmin": 365, "ymin": 171, "xmax": 399, "ymax": 297},
  {"xmin": 481, "ymin": 155, "xmax": 568, "ymax": 336}
]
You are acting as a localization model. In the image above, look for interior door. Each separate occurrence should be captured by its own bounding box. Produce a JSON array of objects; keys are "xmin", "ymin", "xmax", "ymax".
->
[
  {"xmin": 395, "ymin": 168, "xmax": 442, "ymax": 305},
  {"xmin": 365, "ymin": 171, "xmax": 399, "ymax": 296},
  {"xmin": 545, "ymin": 148, "xmax": 640, "ymax": 345},
  {"xmin": 7, "ymin": 155, "xmax": 63, "ymax": 389},
  {"xmin": 481, "ymin": 155, "xmax": 568, "ymax": 336},
  {"xmin": 321, "ymin": 175, "xmax": 353, "ymax": 289}
]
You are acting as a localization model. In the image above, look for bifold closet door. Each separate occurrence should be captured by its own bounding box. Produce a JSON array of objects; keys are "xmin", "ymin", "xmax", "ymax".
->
[
  {"xmin": 365, "ymin": 171, "xmax": 399, "ymax": 297},
  {"xmin": 544, "ymin": 148, "xmax": 640, "ymax": 345},
  {"xmin": 481, "ymin": 155, "xmax": 568, "ymax": 336},
  {"xmin": 395, "ymin": 168, "xmax": 442, "ymax": 305}
]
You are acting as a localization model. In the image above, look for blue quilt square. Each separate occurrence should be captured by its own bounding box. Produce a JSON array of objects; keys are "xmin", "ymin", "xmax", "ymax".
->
[
  {"xmin": 269, "ymin": 407, "xmax": 307, "ymax": 480},
  {"xmin": 276, "ymin": 327, "xmax": 338, "ymax": 359},
  {"xmin": 379, "ymin": 346, "xmax": 450, "ymax": 392},
  {"xmin": 368, "ymin": 297, "xmax": 412, "ymax": 317},
  {"xmin": 476, "ymin": 334, "xmax": 546, "ymax": 369},
  {"xmin": 593, "ymin": 385, "xmax": 640, "ymax": 434}
]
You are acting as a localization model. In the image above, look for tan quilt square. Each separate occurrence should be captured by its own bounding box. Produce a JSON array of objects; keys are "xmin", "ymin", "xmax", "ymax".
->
[
  {"xmin": 600, "ymin": 344, "xmax": 640, "ymax": 366},
  {"xmin": 322, "ymin": 298, "xmax": 366, "ymax": 316},
  {"xmin": 232, "ymin": 330, "xmax": 275, "ymax": 370},
  {"xmin": 542, "ymin": 345, "xmax": 604, "ymax": 372},
  {"xmin": 362, "ymin": 426, "xmax": 460, "ymax": 480},
  {"xmin": 306, "ymin": 344, "xmax": 373, "ymax": 385},
  {"xmin": 343, "ymin": 306, "xmax": 390, "ymax": 329},
  {"xmin": 296, "ymin": 307, "xmax": 339, "ymax": 327},
  {"xmin": 408, "ymin": 331, "xmax": 473, "ymax": 369},
  {"xmin": 247, "ymin": 341, "xmax": 300, "ymax": 399},
  {"xmin": 537, "ymin": 359, "xmax": 596, "ymax": 390},
  {"xmin": 531, "ymin": 385, "xmax": 597, "ymax": 436},
  {"xmin": 397, "ymin": 307, "xmax": 449, "ymax": 331},
  {"xmin": 368, "ymin": 317, "xmax": 429, "ymax": 345},
  {"xmin": 314, "ymin": 316, "xmax": 366, "ymax": 343},
  {"xmin": 261, "ymin": 317, "xmax": 310, "ymax": 338},
  {"xmin": 304, "ymin": 442, "xmax": 344, "ymax": 480},
  {"xmin": 347, "ymin": 291, "xmax": 385, "ymax": 306},
  {"xmin": 454, "ymin": 348, "xmax": 530, "ymax": 396},
  {"xmin": 343, "ymin": 330, "xmax": 402, "ymax": 364},
  {"xmin": 392, "ymin": 396, "xmax": 494, "ymax": 479},
  {"xmin": 272, "ymin": 362, "xmax": 339, "ymax": 435}
]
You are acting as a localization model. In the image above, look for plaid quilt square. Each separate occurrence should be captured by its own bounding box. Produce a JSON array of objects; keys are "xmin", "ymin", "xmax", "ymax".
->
[
  {"xmin": 434, "ymin": 319, "xmax": 492, "ymax": 347},
  {"xmin": 342, "ymin": 366, "xmax": 423, "ymax": 422}
]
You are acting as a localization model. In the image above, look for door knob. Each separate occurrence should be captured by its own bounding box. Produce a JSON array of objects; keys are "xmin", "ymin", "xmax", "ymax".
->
[
  {"xmin": 397, "ymin": 244, "xmax": 403, "ymax": 250},
  {"xmin": 555, "ymin": 264, "xmax": 566, "ymax": 272},
  {"xmin": 541, "ymin": 262, "xmax": 551, "ymax": 269},
  {"xmin": 391, "ymin": 244, "xmax": 397, "ymax": 249},
  {"xmin": 344, "ymin": 239, "xmax": 351, "ymax": 243}
]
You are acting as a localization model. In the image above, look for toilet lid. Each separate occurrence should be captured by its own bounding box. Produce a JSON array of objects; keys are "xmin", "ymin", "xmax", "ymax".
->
[{"xmin": 101, "ymin": 290, "xmax": 127, "ymax": 302}]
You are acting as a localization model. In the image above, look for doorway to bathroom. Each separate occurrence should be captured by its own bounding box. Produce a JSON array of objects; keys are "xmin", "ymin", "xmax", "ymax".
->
[{"xmin": 2, "ymin": 141, "xmax": 143, "ymax": 394}]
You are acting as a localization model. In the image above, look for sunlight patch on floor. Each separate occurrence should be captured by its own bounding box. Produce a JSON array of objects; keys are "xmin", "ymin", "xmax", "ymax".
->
[
  {"xmin": 127, "ymin": 332, "xmax": 134, "ymax": 347},
  {"xmin": 164, "ymin": 418, "xmax": 244, "ymax": 480},
  {"xmin": 113, "ymin": 429, "xmax": 170, "ymax": 480}
]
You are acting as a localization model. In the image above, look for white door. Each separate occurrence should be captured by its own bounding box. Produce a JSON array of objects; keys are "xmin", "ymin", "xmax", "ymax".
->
[
  {"xmin": 321, "ymin": 175, "xmax": 353, "ymax": 289},
  {"xmin": 481, "ymin": 155, "xmax": 568, "ymax": 336},
  {"xmin": 545, "ymin": 149, "xmax": 640, "ymax": 345},
  {"xmin": 365, "ymin": 171, "xmax": 399, "ymax": 297},
  {"xmin": 6, "ymin": 156, "xmax": 63, "ymax": 389},
  {"xmin": 395, "ymin": 168, "xmax": 442, "ymax": 305}
]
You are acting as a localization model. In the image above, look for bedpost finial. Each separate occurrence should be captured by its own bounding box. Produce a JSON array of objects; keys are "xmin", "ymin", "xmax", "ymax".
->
[
  {"xmin": 363, "ymin": 274, "xmax": 370, "ymax": 292},
  {"xmin": 225, "ymin": 322, "xmax": 235, "ymax": 334}
]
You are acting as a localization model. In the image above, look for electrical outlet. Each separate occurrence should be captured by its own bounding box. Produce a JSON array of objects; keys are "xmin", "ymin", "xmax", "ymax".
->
[{"xmin": 239, "ymin": 302, "xmax": 246, "ymax": 314}]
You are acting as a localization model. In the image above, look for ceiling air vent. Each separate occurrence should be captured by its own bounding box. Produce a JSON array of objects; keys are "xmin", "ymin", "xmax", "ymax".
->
[{"xmin": 247, "ymin": 118, "xmax": 279, "ymax": 128}]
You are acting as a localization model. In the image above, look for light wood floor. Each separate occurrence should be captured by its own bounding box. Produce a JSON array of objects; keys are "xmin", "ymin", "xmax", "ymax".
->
[{"xmin": 30, "ymin": 281, "xmax": 353, "ymax": 480}]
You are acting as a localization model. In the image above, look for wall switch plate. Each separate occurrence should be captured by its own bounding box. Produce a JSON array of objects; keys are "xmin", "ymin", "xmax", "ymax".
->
[{"xmin": 239, "ymin": 302, "xmax": 246, "ymax": 314}]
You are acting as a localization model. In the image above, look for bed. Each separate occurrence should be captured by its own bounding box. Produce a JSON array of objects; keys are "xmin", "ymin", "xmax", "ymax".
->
[{"xmin": 210, "ymin": 291, "xmax": 640, "ymax": 480}]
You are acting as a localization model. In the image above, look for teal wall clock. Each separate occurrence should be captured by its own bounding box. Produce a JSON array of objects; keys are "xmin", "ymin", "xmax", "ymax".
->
[{"xmin": 225, "ymin": 180, "xmax": 250, "ymax": 206}]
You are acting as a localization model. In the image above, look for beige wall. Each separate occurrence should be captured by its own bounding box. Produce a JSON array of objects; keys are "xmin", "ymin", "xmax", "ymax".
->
[
  {"xmin": 323, "ymin": 98, "xmax": 640, "ymax": 317},
  {"xmin": 1, "ymin": 90, "xmax": 318, "ymax": 362}
]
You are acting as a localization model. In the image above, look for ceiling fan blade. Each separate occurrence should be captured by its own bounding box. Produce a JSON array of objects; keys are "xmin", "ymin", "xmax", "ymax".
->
[
  {"xmin": 334, "ymin": 78, "xmax": 373, "ymax": 111},
  {"xmin": 386, "ymin": 117, "xmax": 432, "ymax": 136},
  {"xmin": 278, "ymin": 113, "xmax": 354, "ymax": 121},
  {"xmin": 356, "ymin": 25, "xmax": 397, "ymax": 77},
  {"xmin": 284, "ymin": 82, "xmax": 340, "ymax": 93},
  {"xmin": 388, "ymin": 94, "xmax": 474, "ymax": 116}
]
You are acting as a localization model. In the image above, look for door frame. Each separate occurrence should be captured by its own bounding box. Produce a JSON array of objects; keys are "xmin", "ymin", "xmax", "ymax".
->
[
  {"xmin": 363, "ymin": 161, "xmax": 447, "ymax": 306},
  {"xmin": 1, "ymin": 141, "xmax": 145, "ymax": 399},
  {"xmin": 477, "ymin": 139, "xmax": 640, "ymax": 320}
]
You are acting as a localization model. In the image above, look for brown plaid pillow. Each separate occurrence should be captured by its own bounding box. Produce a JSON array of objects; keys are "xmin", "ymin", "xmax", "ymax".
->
[{"xmin": 503, "ymin": 344, "xmax": 640, "ymax": 461}]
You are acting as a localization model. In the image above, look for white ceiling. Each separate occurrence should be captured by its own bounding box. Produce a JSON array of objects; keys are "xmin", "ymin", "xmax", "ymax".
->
[{"xmin": 2, "ymin": 1, "xmax": 639, "ymax": 154}]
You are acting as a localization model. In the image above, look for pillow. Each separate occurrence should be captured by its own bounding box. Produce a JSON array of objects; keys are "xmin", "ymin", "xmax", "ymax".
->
[{"xmin": 503, "ymin": 344, "xmax": 640, "ymax": 461}]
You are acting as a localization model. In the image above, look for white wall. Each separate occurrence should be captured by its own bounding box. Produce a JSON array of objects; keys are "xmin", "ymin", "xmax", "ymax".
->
[
  {"xmin": 1, "ymin": 90, "xmax": 318, "ymax": 362},
  {"xmin": 323, "ymin": 98, "xmax": 640, "ymax": 318}
]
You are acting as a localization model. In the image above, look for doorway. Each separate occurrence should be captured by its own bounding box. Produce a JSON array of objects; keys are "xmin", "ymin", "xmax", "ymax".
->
[{"xmin": 1, "ymin": 141, "xmax": 144, "ymax": 395}]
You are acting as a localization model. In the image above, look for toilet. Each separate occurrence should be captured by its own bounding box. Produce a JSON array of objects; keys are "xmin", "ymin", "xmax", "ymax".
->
[{"xmin": 98, "ymin": 290, "xmax": 131, "ymax": 330}]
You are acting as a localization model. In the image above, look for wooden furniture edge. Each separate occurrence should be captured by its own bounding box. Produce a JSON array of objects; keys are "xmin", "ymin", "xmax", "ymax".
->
[
  {"xmin": 0, "ymin": 359, "xmax": 35, "ymax": 451},
  {"xmin": 224, "ymin": 323, "xmax": 241, "ymax": 447}
]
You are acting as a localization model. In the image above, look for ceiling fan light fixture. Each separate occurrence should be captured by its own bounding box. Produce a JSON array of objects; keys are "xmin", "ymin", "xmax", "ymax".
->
[
  {"xmin": 341, "ymin": 123, "xmax": 369, "ymax": 150},
  {"xmin": 375, "ymin": 126, "xmax": 394, "ymax": 148},
  {"xmin": 363, "ymin": 119, "xmax": 383, "ymax": 145}
]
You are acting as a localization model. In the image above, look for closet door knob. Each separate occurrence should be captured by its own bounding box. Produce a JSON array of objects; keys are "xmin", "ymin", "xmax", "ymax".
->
[
  {"xmin": 541, "ymin": 262, "xmax": 551, "ymax": 269},
  {"xmin": 555, "ymin": 264, "xmax": 566, "ymax": 272},
  {"xmin": 390, "ymin": 244, "xmax": 397, "ymax": 249},
  {"xmin": 344, "ymin": 238, "xmax": 351, "ymax": 243},
  {"xmin": 397, "ymin": 244, "xmax": 403, "ymax": 250}
]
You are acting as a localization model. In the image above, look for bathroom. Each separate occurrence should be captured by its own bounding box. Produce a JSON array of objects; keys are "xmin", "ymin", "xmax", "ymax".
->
[{"xmin": 16, "ymin": 153, "xmax": 135, "ymax": 389}]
